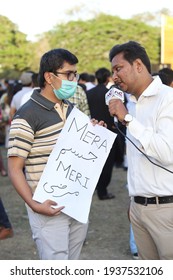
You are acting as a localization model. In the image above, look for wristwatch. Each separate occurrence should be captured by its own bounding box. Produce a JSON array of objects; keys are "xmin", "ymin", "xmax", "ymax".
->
[{"xmin": 124, "ymin": 114, "xmax": 133, "ymax": 126}]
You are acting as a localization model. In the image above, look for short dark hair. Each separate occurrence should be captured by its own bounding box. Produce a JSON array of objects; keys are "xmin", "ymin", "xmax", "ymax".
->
[
  {"xmin": 79, "ymin": 72, "xmax": 90, "ymax": 82},
  {"xmin": 152, "ymin": 72, "xmax": 171, "ymax": 86},
  {"xmin": 159, "ymin": 67, "xmax": 173, "ymax": 86},
  {"xmin": 95, "ymin": 67, "xmax": 111, "ymax": 84},
  {"xmin": 38, "ymin": 48, "xmax": 78, "ymax": 88},
  {"xmin": 109, "ymin": 41, "xmax": 151, "ymax": 73},
  {"xmin": 32, "ymin": 73, "xmax": 39, "ymax": 88}
]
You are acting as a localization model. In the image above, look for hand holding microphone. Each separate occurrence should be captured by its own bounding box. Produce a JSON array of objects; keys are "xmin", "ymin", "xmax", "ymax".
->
[{"xmin": 105, "ymin": 86, "xmax": 127, "ymax": 123}]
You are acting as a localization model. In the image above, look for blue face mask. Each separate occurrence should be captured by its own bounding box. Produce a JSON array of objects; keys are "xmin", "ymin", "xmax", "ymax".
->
[{"xmin": 53, "ymin": 79, "xmax": 77, "ymax": 100}]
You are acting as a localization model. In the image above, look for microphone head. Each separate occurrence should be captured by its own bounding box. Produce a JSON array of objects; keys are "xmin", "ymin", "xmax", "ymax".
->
[{"xmin": 105, "ymin": 86, "xmax": 124, "ymax": 105}]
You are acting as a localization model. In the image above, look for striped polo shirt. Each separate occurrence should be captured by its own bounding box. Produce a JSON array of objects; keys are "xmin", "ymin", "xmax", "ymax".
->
[{"xmin": 8, "ymin": 89, "xmax": 74, "ymax": 193}]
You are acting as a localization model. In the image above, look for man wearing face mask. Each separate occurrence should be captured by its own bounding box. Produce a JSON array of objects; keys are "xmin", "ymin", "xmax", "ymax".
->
[{"xmin": 7, "ymin": 48, "xmax": 106, "ymax": 260}]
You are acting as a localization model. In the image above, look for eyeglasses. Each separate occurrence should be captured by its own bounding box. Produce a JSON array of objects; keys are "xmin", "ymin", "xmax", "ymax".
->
[{"xmin": 55, "ymin": 71, "xmax": 79, "ymax": 81}]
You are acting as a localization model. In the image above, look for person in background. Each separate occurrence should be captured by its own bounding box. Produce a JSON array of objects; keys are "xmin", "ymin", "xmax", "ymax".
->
[
  {"xmin": 89, "ymin": 74, "xmax": 96, "ymax": 87},
  {"xmin": 0, "ymin": 149, "xmax": 7, "ymax": 176},
  {"xmin": 0, "ymin": 129, "xmax": 14, "ymax": 239},
  {"xmin": 129, "ymin": 223, "xmax": 138, "ymax": 259},
  {"xmin": 69, "ymin": 84, "xmax": 90, "ymax": 116},
  {"xmin": 10, "ymin": 71, "xmax": 34, "ymax": 118},
  {"xmin": 108, "ymin": 40, "xmax": 173, "ymax": 260},
  {"xmin": 0, "ymin": 197, "xmax": 13, "ymax": 240},
  {"xmin": 106, "ymin": 75, "xmax": 115, "ymax": 89},
  {"xmin": 152, "ymin": 67, "xmax": 173, "ymax": 87},
  {"xmin": 78, "ymin": 72, "xmax": 96, "ymax": 91},
  {"xmin": 86, "ymin": 67, "xmax": 116, "ymax": 200},
  {"xmin": 159, "ymin": 67, "xmax": 173, "ymax": 87},
  {"xmin": 0, "ymin": 81, "xmax": 23, "ymax": 148},
  {"xmin": 7, "ymin": 48, "xmax": 106, "ymax": 260},
  {"xmin": 0, "ymin": 83, "xmax": 5, "ymax": 98},
  {"xmin": 20, "ymin": 73, "xmax": 39, "ymax": 106},
  {"xmin": 78, "ymin": 82, "xmax": 87, "ymax": 92},
  {"xmin": 124, "ymin": 96, "xmax": 138, "ymax": 259}
]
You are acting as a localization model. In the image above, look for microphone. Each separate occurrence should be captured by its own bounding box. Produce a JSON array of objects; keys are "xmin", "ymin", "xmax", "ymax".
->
[{"xmin": 105, "ymin": 86, "xmax": 124, "ymax": 123}]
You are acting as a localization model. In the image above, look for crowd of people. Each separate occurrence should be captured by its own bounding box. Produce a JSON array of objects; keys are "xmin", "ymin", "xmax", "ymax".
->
[{"xmin": 0, "ymin": 41, "xmax": 173, "ymax": 260}]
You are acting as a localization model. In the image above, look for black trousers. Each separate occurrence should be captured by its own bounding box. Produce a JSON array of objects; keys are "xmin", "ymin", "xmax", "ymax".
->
[
  {"xmin": 96, "ymin": 131, "xmax": 126, "ymax": 198},
  {"xmin": 96, "ymin": 140, "xmax": 117, "ymax": 198},
  {"xmin": 0, "ymin": 198, "xmax": 12, "ymax": 228}
]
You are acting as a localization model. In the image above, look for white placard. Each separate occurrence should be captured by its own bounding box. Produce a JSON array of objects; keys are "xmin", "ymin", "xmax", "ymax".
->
[{"xmin": 33, "ymin": 107, "xmax": 116, "ymax": 223}]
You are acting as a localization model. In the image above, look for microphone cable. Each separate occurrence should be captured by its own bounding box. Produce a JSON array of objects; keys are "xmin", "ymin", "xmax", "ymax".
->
[{"xmin": 115, "ymin": 121, "xmax": 173, "ymax": 174}]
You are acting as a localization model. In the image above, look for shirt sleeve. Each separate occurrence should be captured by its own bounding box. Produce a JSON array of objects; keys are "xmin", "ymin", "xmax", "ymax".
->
[
  {"xmin": 8, "ymin": 118, "xmax": 34, "ymax": 159},
  {"xmin": 128, "ymin": 102, "xmax": 173, "ymax": 166}
]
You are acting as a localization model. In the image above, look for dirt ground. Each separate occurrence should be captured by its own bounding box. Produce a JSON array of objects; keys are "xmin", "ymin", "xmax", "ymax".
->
[{"xmin": 0, "ymin": 146, "xmax": 133, "ymax": 260}]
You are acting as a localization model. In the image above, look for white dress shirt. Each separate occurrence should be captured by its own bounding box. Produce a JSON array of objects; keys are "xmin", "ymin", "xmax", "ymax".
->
[
  {"xmin": 126, "ymin": 76, "xmax": 173, "ymax": 197},
  {"xmin": 10, "ymin": 86, "xmax": 32, "ymax": 110}
]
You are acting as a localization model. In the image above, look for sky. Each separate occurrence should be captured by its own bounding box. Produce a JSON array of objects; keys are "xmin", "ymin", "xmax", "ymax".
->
[{"xmin": 0, "ymin": 0, "xmax": 173, "ymax": 41}]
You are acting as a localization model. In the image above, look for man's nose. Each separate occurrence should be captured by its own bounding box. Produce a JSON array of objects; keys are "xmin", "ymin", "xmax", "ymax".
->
[{"xmin": 112, "ymin": 72, "xmax": 118, "ymax": 82}]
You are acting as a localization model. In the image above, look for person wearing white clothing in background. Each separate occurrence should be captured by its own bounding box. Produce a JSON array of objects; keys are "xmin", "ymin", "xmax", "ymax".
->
[
  {"xmin": 10, "ymin": 71, "xmax": 34, "ymax": 118},
  {"xmin": 21, "ymin": 73, "xmax": 39, "ymax": 106}
]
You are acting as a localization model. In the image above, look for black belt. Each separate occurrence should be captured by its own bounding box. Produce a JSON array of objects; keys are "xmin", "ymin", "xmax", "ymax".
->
[{"xmin": 134, "ymin": 195, "xmax": 173, "ymax": 206}]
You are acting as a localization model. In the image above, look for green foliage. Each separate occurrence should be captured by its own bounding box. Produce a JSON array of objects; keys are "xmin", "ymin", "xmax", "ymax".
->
[
  {"xmin": 46, "ymin": 14, "xmax": 160, "ymax": 73},
  {"xmin": 0, "ymin": 15, "xmax": 33, "ymax": 78},
  {"xmin": 0, "ymin": 13, "xmax": 161, "ymax": 77}
]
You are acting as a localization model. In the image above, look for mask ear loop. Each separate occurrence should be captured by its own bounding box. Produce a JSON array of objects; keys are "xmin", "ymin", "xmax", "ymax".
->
[
  {"xmin": 49, "ymin": 73, "xmax": 60, "ymax": 90},
  {"xmin": 50, "ymin": 83, "xmax": 55, "ymax": 90}
]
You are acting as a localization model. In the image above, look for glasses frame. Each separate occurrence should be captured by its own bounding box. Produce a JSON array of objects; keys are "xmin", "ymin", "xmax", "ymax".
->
[{"xmin": 55, "ymin": 71, "xmax": 79, "ymax": 81}]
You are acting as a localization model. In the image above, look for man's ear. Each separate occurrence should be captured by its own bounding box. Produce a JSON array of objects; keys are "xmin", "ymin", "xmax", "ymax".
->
[
  {"xmin": 44, "ymin": 72, "xmax": 52, "ymax": 84},
  {"xmin": 135, "ymin": 59, "xmax": 143, "ymax": 73}
]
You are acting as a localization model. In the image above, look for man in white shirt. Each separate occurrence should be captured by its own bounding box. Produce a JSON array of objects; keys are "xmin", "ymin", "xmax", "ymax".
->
[
  {"xmin": 78, "ymin": 72, "xmax": 96, "ymax": 91},
  {"xmin": 108, "ymin": 41, "xmax": 173, "ymax": 260},
  {"xmin": 21, "ymin": 73, "xmax": 39, "ymax": 106},
  {"xmin": 10, "ymin": 71, "xmax": 33, "ymax": 118}
]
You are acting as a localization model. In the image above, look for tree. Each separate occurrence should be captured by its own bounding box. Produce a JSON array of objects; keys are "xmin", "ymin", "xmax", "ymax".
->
[
  {"xmin": 0, "ymin": 13, "xmax": 162, "ymax": 77},
  {"xmin": 132, "ymin": 9, "xmax": 172, "ymax": 26},
  {"xmin": 44, "ymin": 14, "xmax": 160, "ymax": 73},
  {"xmin": 0, "ymin": 15, "xmax": 33, "ymax": 78}
]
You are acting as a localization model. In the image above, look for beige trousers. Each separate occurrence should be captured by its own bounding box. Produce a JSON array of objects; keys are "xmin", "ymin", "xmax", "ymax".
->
[
  {"xmin": 26, "ymin": 205, "xmax": 88, "ymax": 260},
  {"xmin": 130, "ymin": 200, "xmax": 173, "ymax": 260}
]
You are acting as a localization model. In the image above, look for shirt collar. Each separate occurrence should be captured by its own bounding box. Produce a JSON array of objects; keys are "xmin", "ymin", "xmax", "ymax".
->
[
  {"xmin": 30, "ymin": 88, "xmax": 68, "ymax": 110},
  {"xmin": 130, "ymin": 75, "xmax": 162, "ymax": 103},
  {"xmin": 142, "ymin": 75, "xmax": 162, "ymax": 97}
]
